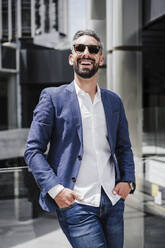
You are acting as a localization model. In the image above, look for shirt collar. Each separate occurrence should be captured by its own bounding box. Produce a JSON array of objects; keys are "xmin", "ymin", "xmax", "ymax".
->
[{"xmin": 74, "ymin": 80, "xmax": 101, "ymax": 100}]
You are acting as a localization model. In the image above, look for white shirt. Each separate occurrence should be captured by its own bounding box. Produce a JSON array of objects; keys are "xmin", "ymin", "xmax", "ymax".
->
[{"xmin": 48, "ymin": 81, "xmax": 120, "ymax": 206}]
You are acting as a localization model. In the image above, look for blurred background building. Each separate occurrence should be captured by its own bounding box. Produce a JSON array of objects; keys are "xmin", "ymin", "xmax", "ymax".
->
[{"xmin": 0, "ymin": 1, "xmax": 165, "ymax": 247}]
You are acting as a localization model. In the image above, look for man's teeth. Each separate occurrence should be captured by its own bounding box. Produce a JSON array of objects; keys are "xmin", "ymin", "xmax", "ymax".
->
[{"xmin": 81, "ymin": 61, "xmax": 92, "ymax": 65}]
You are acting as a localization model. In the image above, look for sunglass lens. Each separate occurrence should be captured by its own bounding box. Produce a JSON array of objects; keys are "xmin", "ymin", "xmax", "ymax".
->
[
  {"xmin": 88, "ymin": 45, "xmax": 100, "ymax": 54},
  {"xmin": 74, "ymin": 44, "xmax": 85, "ymax": 52}
]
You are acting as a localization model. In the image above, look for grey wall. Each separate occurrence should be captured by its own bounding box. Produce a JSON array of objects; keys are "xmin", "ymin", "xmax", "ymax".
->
[{"xmin": 0, "ymin": 129, "xmax": 29, "ymax": 160}]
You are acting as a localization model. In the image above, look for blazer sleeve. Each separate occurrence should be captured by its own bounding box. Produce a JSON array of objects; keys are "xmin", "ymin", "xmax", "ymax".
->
[
  {"xmin": 115, "ymin": 98, "xmax": 136, "ymax": 187},
  {"xmin": 24, "ymin": 89, "xmax": 61, "ymax": 194}
]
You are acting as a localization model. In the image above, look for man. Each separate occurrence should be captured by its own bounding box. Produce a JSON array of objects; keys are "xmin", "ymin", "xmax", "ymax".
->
[{"xmin": 24, "ymin": 29, "xmax": 135, "ymax": 248}]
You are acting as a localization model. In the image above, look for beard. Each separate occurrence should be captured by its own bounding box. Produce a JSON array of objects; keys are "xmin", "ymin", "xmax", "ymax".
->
[{"xmin": 73, "ymin": 59, "xmax": 99, "ymax": 78}]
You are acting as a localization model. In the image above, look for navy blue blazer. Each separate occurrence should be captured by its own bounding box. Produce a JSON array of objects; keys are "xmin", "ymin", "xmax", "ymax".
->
[{"xmin": 24, "ymin": 82, "xmax": 135, "ymax": 212}]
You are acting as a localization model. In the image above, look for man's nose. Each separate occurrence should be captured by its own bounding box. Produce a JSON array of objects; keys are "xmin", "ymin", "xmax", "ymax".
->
[{"xmin": 83, "ymin": 46, "xmax": 90, "ymax": 55}]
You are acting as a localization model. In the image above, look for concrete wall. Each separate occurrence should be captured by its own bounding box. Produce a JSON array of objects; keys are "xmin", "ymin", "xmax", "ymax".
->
[
  {"xmin": 86, "ymin": 0, "xmax": 107, "ymax": 89},
  {"xmin": 106, "ymin": 0, "xmax": 142, "ymax": 158},
  {"xmin": 0, "ymin": 129, "xmax": 29, "ymax": 160}
]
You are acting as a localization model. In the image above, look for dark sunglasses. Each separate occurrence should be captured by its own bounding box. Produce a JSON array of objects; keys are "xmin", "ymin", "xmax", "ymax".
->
[{"xmin": 73, "ymin": 44, "xmax": 101, "ymax": 54}]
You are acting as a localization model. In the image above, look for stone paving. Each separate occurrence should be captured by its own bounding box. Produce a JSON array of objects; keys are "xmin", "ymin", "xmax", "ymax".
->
[{"xmin": 1, "ymin": 193, "xmax": 165, "ymax": 248}]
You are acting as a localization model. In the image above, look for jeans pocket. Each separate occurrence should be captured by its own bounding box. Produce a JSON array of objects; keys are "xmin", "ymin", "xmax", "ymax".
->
[{"xmin": 59, "ymin": 202, "xmax": 77, "ymax": 212}]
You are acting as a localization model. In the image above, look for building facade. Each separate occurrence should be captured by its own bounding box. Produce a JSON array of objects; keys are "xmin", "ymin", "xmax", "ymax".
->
[
  {"xmin": 1, "ymin": 0, "xmax": 165, "ymax": 245},
  {"xmin": 0, "ymin": 0, "xmax": 74, "ymax": 206}
]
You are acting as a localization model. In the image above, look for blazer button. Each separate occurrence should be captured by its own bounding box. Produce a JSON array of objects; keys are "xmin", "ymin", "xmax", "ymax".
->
[
  {"xmin": 78, "ymin": 155, "xmax": 82, "ymax": 160},
  {"xmin": 72, "ymin": 177, "xmax": 76, "ymax": 183}
]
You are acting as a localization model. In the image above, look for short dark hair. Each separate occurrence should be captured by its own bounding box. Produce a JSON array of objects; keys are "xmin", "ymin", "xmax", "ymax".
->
[{"xmin": 72, "ymin": 29, "xmax": 103, "ymax": 53}]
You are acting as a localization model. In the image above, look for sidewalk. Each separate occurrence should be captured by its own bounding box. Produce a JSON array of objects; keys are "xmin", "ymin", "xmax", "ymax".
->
[
  {"xmin": 11, "ymin": 225, "xmax": 71, "ymax": 248},
  {"xmin": 0, "ymin": 198, "xmax": 71, "ymax": 248},
  {"xmin": 1, "ymin": 195, "xmax": 165, "ymax": 248}
]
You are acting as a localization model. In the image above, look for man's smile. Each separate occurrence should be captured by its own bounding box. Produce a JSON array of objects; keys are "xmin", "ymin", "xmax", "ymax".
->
[{"xmin": 78, "ymin": 58, "xmax": 95, "ymax": 66}]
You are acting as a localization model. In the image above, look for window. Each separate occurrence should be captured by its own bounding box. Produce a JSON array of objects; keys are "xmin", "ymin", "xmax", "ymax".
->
[{"xmin": 0, "ymin": 76, "xmax": 17, "ymax": 130}]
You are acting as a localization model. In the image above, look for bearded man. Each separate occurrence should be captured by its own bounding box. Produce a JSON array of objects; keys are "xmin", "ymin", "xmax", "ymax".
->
[{"xmin": 25, "ymin": 29, "xmax": 135, "ymax": 248}]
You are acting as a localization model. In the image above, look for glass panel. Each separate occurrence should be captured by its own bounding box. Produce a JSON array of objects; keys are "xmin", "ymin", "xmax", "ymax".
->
[
  {"xmin": 2, "ymin": 0, "xmax": 8, "ymax": 40},
  {"xmin": 2, "ymin": 46, "xmax": 16, "ymax": 69},
  {"xmin": 21, "ymin": 0, "xmax": 31, "ymax": 37},
  {"xmin": 0, "ymin": 157, "xmax": 58, "ymax": 247},
  {"xmin": 0, "ymin": 76, "xmax": 17, "ymax": 130},
  {"xmin": 143, "ymin": 107, "xmax": 165, "ymax": 207},
  {"xmin": 143, "ymin": 107, "xmax": 165, "ymax": 154}
]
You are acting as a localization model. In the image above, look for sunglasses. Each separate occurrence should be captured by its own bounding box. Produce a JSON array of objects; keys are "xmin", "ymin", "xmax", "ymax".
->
[{"xmin": 73, "ymin": 44, "xmax": 101, "ymax": 54}]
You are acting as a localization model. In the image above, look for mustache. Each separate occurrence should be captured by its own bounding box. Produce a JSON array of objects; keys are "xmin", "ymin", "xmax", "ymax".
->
[{"xmin": 77, "ymin": 58, "xmax": 95, "ymax": 63}]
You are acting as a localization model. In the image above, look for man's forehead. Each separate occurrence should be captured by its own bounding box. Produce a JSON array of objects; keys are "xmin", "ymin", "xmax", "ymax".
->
[{"xmin": 74, "ymin": 35, "xmax": 99, "ymax": 45}]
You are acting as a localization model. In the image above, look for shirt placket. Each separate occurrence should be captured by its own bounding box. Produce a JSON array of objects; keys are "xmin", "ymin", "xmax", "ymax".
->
[{"xmin": 91, "ymin": 101, "xmax": 103, "ymax": 187}]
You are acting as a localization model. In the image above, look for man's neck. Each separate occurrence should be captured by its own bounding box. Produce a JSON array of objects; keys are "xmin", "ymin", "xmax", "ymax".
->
[{"xmin": 74, "ymin": 73, "xmax": 98, "ymax": 102}]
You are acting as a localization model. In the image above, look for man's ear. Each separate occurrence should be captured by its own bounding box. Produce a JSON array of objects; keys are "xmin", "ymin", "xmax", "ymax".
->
[
  {"xmin": 69, "ymin": 54, "xmax": 73, "ymax": 66},
  {"xmin": 99, "ymin": 55, "xmax": 104, "ymax": 67}
]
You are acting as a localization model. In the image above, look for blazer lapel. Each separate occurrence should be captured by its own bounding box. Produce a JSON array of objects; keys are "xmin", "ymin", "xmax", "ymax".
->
[
  {"xmin": 101, "ymin": 89, "xmax": 113, "ymax": 152},
  {"xmin": 66, "ymin": 82, "xmax": 83, "ymax": 145}
]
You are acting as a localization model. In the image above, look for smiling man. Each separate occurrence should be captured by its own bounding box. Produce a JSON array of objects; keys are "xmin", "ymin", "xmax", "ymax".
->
[{"xmin": 24, "ymin": 30, "xmax": 135, "ymax": 248}]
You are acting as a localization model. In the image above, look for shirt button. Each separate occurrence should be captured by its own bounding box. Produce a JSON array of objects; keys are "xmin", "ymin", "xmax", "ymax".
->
[
  {"xmin": 72, "ymin": 177, "xmax": 76, "ymax": 183},
  {"xmin": 78, "ymin": 155, "xmax": 82, "ymax": 160}
]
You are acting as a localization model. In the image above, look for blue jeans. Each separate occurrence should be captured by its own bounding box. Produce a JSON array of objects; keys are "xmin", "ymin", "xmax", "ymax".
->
[{"xmin": 56, "ymin": 188, "xmax": 125, "ymax": 248}]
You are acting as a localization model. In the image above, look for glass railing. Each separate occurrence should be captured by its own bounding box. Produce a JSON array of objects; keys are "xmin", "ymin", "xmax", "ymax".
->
[
  {"xmin": 0, "ymin": 159, "xmax": 60, "ymax": 248},
  {"xmin": 142, "ymin": 107, "xmax": 165, "ymax": 209},
  {"xmin": 143, "ymin": 107, "xmax": 165, "ymax": 155},
  {"xmin": 0, "ymin": 158, "xmax": 43, "ymax": 219}
]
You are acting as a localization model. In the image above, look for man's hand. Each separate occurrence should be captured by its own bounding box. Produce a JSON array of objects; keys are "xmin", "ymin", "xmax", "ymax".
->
[
  {"xmin": 54, "ymin": 188, "xmax": 83, "ymax": 208},
  {"xmin": 112, "ymin": 182, "xmax": 131, "ymax": 200}
]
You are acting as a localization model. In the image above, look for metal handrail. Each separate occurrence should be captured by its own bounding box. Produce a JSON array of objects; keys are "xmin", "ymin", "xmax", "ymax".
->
[{"xmin": 0, "ymin": 166, "xmax": 28, "ymax": 173}]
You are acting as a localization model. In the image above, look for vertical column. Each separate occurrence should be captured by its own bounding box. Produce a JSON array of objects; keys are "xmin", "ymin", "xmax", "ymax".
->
[
  {"xmin": 0, "ymin": 44, "xmax": 1, "ymax": 70},
  {"xmin": 8, "ymin": 0, "xmax": 12, "ymax": 40},
  {"xmin": 17, "ymin": 0, "xmax": 22, "ymax": 38},
  {"xmin": 40, "ymin": 0, "xmax": 45, "ymax": 34},
  {"xmin": 31, "ymin": 0, "xmax": 35, "ymax": 37},
  {"xmin": 58, "ymin": 0, "xmax": 68, "ymax": 35},
  {"xmin": 86, "ymin": 0, "xmax": 106, "ymax": 88},
  {"xmin": 49, "ymin": 0, "xmax": 55, "ymax": 31},
  {"xmin": 106, "ymin": 0, "xmax": 113, "ymax": 90},
  {"xmin": 0, "ymin": 0, "xmax": 1, "ymax": 71},
  {"xmin": 0, "ymin": 0, "xmax": 1, "ymax": 70},
  {"xmin": 15, "ymin": 1, "xmax": 22, "ymax": 129},
  {"xmin": 107, "ymin": 0, "xmax": 142, "ymax": 158},
  {"xmin": 106, "ymin": 1, "xmax": 144, "ymax": 246},
  {"xmin": 8, "ymin": 75, "xmax": 17, "ymax": 129},
  {"xmin": 16, "ymin": 45, "xmax": 21, "ymax": 129}
]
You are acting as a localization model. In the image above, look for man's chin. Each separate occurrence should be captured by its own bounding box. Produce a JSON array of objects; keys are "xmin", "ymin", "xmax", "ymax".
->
[
  {"xmin": 75, "ymin": 68, "xmax": 98, "ymax": 79},
  {"xmin": 76, "ymin": 72, "xmax": 95, "ymax": 79}
]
